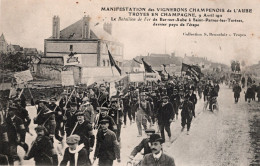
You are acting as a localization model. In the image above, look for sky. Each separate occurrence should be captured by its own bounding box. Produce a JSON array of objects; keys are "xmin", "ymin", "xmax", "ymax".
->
[{"xmin": 0, "ymin": 0, "xmax": 260, "ymax": 66}]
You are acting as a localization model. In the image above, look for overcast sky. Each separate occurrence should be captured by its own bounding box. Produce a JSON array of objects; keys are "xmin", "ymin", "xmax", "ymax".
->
[{"xmin": 0, "ymin": 0, "xmax": 259, "ymax": 66}]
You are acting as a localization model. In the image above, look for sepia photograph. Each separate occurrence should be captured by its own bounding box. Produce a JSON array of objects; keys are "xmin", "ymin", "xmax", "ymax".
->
[{"xmin": 0, "ymin": 0, "xmax": 259, "ymax": 165}]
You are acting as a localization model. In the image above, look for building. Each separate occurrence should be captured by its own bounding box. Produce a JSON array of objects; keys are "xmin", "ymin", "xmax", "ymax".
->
[
  {"xmin": 40, "ymin": 15, "xmax": 124, "ymax": 85},
  {"xmin": 0, "ymin": 33, "xmax": 8, "ymax": 53},
  {"xmin": 44, "ymin": 15, "xmax": 123, "ymax": 67}
]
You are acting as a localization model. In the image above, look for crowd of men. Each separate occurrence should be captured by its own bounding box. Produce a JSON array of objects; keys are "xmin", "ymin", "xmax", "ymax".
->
[{"xmin": 1, "ymin": 73, "xmax": 255, "ymax": 166}]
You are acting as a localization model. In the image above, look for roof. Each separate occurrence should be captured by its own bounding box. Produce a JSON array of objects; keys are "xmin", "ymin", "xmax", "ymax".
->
[
  {"xmin": 11, "ymin": 45, "xmax": 23, "ymax": 51},
  {"xmin": 0, "ymin": 33, "xmax": 6, "ymax": 42},
  {"xmin": 24, "ymin": 48, "xmax": 38, "ymax": 54},
  {"xmin": 49, "ymin": 17, "xmax": 118, "ymax": 42}
]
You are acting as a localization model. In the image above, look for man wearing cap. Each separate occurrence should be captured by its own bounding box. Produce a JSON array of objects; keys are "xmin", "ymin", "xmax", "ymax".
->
[
  {"xmin": 97, "ymin": 107, "xmax": 117, "ymax": 134},
  {"xmin": 179, "ymin": 95, "xmax": 194, "ymax": 135},
  {"xmin": 170, "ymin": 89, "xmax": 181, "ymax": 120},
  {"xmin": 187, "ymin": 87, "xmax": 197, "ymax": 118},
  {"xmin": 121, "ymin": 94, "xmax": 131, "ymax": 126},
  {"xmin": 24, "ymin": 125, "xmax": 58, "ymax": 166},
  {"xmin": 64, "ymin": 102, "xmax": 78, "ymax": 136},
  {"xmin": 141, "ymin": 134, "xmax": 175, "ymax": 166},
  {"xmin": 136, "ymin": 92, "xmax": 151, "ymax": 137},
  {"xmin": 108, "ymin": 97, "xmax": 123, "ymax": 142},
  {"xmin": 60, "ymin": 134, "xmax": 91, "ymax": 166},
  {"xmin": 129, "ymin": 129, "xmax": 155, "ymax": 161},
  {"xmin": 94, "ymin": 119, "xmax": 120, "ymax": 166},
  {"xmin": 72, "ymin": 111, "xmax": 95, "ymax": 152},
  {"xmin": 233, "ymin": 82, "xmax": 242, "ymax": 103},
  {"xmin": 48, "ymin": 97, "xmax": 64, "ymax": 142},
  {"xmin": 157, "ymin": 95, "xmax": 174, "ymax": 142}
]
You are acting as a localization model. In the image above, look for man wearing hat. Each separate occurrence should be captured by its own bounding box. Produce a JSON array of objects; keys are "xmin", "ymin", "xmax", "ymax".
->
[
  {"xmin": 64, "ymin": 102, "xmax": 78, "ymax": 136},
  {"xmin": 108, "ymin": 97, "xmax": 123, "ymax": 142},
  {"xmin": 72, "ymin": 111, "xmax": 95, "ymax": 153},
  {"xmin": 157, "ymin": 95, "xmax": 174, "ymax": 142},
  {"xmin": 141, "ymin": 134, "xmax": 175, "ymax": 166},
  {"xmin": 24, "ymin": 125, "xmax": 58, "ymax": 166},
  {"xmin": 129, "ymin": 129, "xmax": 155, "ymax": 161},
  {"xmin": 60, "ymin": 134, "xmax": 91, "ymax": 166},
  {"xmin": 179, "ymin": 95, "xmax": 194, "ymax": 135},
  {"xmin": 170, "ymin": 89, "xmax": 181, "ymax": 120},
  {"xmin": 136, "ymin": 92, "xmax": 151, "ymax": 137},
  {"xmin": 94, "ymin": 119, "xmax": 120, "ymax": 166},
  {"xmin": 187, "ymin": 87, "xmax": 197, "ymax": 118}
]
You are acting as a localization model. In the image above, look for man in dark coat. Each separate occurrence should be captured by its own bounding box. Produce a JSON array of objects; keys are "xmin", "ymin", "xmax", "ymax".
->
[
  {"xmin": 129, "ymin": 129, "xmax": 155, "ymax": 161},
  {"xmin": 97, "ymin": 107, "xmax": 117, "ymax": 134},
  {"xmin": 180, "ymin": 95, "xmax": 194, "ymax": 135},
  {"xmin": 108, "ymin": 98, "xmax": 123, "ymax": 142},
  {"xmin": 187, "ymin": 88, "xmax": 197, "ymax": 118},
  {"xmin": 233, "ymin": 82, "xmax": 242, "ymax": 103},
  {"xmin": 64, "ymin": 102, "xmax": 78, "ymax": 136},
  {"xmin": 5, "ymin": 108, "xmax": 26, "ymax": 165},
  {"xmin": 157, "ymin": 96, "xmax": 174, "ymax": 142},
  {"xmin": 72, "ymin": 112, "xmax": 95, "ymax": 152},
  {"xmin": 60, "ymin": 134, "xmax": 91, "ymax": 166},
  {"xmin": 141, "ymin": 134, "xmax": 175, "ymax": 166},
  {"xmin": 48, "ymin": 97, "xmax": 64, "ymax": 142},
  {"xmin": 170, "ymin": 89, "xmax": 181, "ymax": 120},
  {"xmin": 94, "ymin": 119, "xmax": 120, "ymax": 166},
  {"xmin": 24, "ymin": 125, "xmax": 58, "ymax": 166}
]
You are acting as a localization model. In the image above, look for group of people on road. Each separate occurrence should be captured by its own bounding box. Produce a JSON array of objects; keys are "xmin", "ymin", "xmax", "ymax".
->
[
  {"xmin": 0, "ymin": 74, "xmax": 223, "ymax": 166},
  {"xmin": 232, "ymin": 76, "xmax": 260, "ymax": 103}
]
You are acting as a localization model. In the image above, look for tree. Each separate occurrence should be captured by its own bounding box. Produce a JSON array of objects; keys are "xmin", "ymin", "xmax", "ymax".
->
[{"xmin": 0, "ymin": 52, "xmax": 31, "ymax": 72}]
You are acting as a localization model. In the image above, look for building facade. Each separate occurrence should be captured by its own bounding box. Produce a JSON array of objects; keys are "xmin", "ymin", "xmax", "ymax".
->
[{"xmin": 44, "ymin": 15, "xmax": 124, "ymax": 67}]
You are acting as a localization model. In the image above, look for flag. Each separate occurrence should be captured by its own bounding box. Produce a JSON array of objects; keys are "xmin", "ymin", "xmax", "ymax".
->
[
  {"xmin": 162, "ymin": 64, "xmax": 168, "ymax": 74},
  {"xmin": 181, "ymin": 63, "xmax": 191, "ymax": 72},
  {"xmin": 108, "ymin": 49, "xmax": 121, "ymax": 75},
  {"xmin": 141, "ymin": 58, "xmax": 154, "ymax": 73}
]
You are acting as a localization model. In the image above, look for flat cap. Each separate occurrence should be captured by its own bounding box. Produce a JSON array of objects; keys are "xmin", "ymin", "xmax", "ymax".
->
[
  {"xmin": 100, "ymin": 119, "xmax": 109, "ymax": 124},
  {"xmin": 66, "ymin": 134, "xmax": 80, "ymax": 144}
]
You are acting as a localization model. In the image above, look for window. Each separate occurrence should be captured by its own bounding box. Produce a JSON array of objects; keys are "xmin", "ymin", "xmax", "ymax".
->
[
  {"xmin": 103, "ymin": 60, "xmax": 106, "ymax": 66},
  {"xmin": 107, "ymin": 60, "xmax": 110, "ymax": 66},
  {"xmin": 70, "ymin": 45, "xmax": 73, "ymax": 51}
]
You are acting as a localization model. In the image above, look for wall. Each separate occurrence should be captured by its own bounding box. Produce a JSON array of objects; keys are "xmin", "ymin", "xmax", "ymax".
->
[{"xmin": 45, "ymin": 40, "xmax": 98, "ymax": 56}]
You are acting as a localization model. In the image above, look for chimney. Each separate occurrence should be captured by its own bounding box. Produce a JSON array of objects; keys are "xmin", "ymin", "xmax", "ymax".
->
[
  {"xmin": 103, "ymin": 22, "xmax": 112, "ymax": 35},
  {"xmin": 82, "ymin": 15, "xmax": 90, "ymax": 39},
  {"xmin": 52, "ymin": 16, "xmax": 60, "ymax": 39}
]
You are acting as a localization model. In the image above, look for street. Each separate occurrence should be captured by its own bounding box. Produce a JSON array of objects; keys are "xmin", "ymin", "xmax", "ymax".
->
[{"xmin": 18, "ymin": 84, "xmax": 259, "ymax": 166}]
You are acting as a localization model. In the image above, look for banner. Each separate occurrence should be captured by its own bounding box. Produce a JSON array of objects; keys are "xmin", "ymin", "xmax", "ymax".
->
[
  {"xmin": 145, "ymin": 73, "xmax": 161, "ymax": 81},
  {"xmin": 64, "ymin": 54, "xmax": 82, "ymax": 66},
  {"xmin": 129, "ymin": 73, "xmax": 144, "ymax": 82},
  {"xmin": 14, "ymin": 70, "xmax": 33, "ymax": 84},
  {"xmin": 61, "ymin": 71, "xmax": 75, "ymax": 86},
  {"xmin": 109, "ymin": 82, "xmax": 117, "ymax": 98}
]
